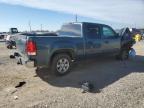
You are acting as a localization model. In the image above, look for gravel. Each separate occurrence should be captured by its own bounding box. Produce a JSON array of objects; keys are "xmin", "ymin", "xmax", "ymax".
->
[{"xmin": 0, "ymin": 41, "xmax": 144, "ymax": 108}]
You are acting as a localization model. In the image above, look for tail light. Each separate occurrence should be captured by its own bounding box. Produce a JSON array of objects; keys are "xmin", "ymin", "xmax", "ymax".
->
[{"xmin": 26, "ymin": 40, "xmax": 36, "ymax": 55}]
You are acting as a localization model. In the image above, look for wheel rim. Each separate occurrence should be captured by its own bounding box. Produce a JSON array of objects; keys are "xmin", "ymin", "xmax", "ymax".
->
[{"xmin": 56, "ymin": 58, "xmax": 70, "ymax": 74}]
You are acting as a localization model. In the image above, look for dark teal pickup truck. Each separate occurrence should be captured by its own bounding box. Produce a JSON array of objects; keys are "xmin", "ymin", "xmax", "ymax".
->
[{"xmin": 14, "ymin": 22, "xmax": 134, "ymax": 75}]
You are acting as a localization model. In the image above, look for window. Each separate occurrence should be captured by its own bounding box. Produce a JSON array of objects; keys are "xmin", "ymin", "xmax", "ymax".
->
[
  {"xmin": 86, "ymin": 25, "xmax": 100, "ymax": 39},
  {"xmin": 10, "ymin": 28, "xmax": 18, "ymax": 33},
  {"xmin": 102, "ymin": 26, "xmax": 115, "ymax": 38},
  {"xmin": 59, "ymin": 24, "xmax": 81, "ymax": 37}
]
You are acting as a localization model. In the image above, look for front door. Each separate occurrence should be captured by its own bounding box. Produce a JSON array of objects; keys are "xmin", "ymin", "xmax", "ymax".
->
[{"xmin": 101, "ymin": 26, "xmax": 121, "ymax": 53}]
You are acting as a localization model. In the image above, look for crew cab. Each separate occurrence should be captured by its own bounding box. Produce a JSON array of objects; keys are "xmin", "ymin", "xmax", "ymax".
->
[{"xmin": 14, "ymin": 22, "xmax": 135, "ymax": 75}]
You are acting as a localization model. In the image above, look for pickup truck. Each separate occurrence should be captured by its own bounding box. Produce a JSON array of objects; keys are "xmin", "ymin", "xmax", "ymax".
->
[{"xmin": 14, "ymin": 22, "xmax": 135, "ymax": 75}]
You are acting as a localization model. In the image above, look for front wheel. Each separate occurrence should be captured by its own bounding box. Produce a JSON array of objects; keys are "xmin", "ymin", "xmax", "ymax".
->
[{"xmin": 51, "ymin": 54, "xmax": 72, "ymax": 76}]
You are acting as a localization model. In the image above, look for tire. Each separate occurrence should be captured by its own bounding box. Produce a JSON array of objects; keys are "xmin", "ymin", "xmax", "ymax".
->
[
  {"xmin": 119, "ymin": 49, "xmax": 129, "ymax": 60},
  {"xmin": 51, "ymin": 54, "xmax": 72, "ymax": 76},
  {"xmin": 9, "ymin": 45, "xmax": 13, "ymax": 49}
]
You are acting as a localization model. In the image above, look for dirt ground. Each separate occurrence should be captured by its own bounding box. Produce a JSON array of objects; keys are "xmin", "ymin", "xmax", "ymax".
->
[{"xmin": 0, "ymin": 40, "xmax": 144, "ymax": 108}]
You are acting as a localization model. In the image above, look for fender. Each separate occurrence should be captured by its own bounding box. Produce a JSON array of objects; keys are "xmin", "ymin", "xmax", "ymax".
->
[{"xmin": 48, "ymin": 40, "xmax": 77, "ymax": 65}]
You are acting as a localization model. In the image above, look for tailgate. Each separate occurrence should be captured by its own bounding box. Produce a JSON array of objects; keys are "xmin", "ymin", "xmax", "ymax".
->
[{"xmin": 15, "ymin": 34, "xmax": 28, "ymax": 56}]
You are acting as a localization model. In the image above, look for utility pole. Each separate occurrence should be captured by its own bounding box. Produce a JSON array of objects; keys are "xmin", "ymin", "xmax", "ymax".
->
[
  {"xmin": 75, "ymin": 14, "xmax": 78, "ymax": 22},
  {"xmin": 28, "ymin": 20, "xmax": 32, "ymax": 32},
  {"xmin": 41, "ymin": 24, "xmax": 43, "ymax": 32}
]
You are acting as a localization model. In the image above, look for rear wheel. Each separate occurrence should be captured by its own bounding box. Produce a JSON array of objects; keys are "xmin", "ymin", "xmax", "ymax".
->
[{"xmin": 51, "ymin": 54, "xmax": 72, "ymax": 76}]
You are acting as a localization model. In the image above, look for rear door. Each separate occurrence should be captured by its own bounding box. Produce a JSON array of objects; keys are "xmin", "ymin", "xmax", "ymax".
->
[
  {"xmin": 85, "ymin": 24, "xmax": 102, "ymax": 56},
  {"xmin": 101, "ymin": 25, "xmax": 121, "ymax": 53}
]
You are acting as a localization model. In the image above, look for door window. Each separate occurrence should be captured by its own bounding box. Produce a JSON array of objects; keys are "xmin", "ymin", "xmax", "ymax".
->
[
  {"xmin": 86, "ymin": 25, "xmax": 100, "ymax": 39},
  {"xmin": 102, "ymin": 26, "xmax": 116, "ymax": 38},
  {"xmin": 59, "ymin": 24, "xmax": 82, "ymax": 37}
]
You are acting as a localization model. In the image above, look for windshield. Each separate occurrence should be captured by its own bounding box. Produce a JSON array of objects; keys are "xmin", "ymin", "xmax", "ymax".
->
[{"xmin": 59, "ymin": 24, "xmax": 82, "ymax": 37}]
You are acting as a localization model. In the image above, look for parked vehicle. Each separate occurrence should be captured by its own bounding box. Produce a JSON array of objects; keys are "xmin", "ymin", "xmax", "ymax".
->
[
  {"xmin": 14, "ymin": 22, "xmax": 135, "ymax": 75},
  {"xmin": 5, "ymin": 28, "xmax": 18, "ymax": 49},
  {"xmin": 0, "ymin": 34, "xmax": 5, "ymax": 39}
]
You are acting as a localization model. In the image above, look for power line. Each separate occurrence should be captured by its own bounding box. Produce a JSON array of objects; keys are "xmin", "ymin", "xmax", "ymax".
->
[{"xmin": 41, "ymin": 24, "xmax": 43, "ymax": 31}]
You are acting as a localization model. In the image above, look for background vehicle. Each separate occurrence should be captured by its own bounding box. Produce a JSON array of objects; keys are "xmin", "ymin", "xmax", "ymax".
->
[
  {"xmin": 14, "ymin": 22, "xmax": 135, "ymax": 75},
  {"xmin": 5, "ymin": 28, "xmax": 18, "ymax": 49},
  {"xmin": 0, "ymin": 32, "xmax": 7, "ymax": 40},
  {"xmin": 130, "ymin": 28, "xmax": 142, "ymax": 41},
  {"xmin": 0, "ymin": 33, "xmax": 5, "ymax": 39}
]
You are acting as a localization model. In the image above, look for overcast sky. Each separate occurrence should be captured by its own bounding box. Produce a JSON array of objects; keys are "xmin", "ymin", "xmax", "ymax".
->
[{"xmin": 0, "ymin": 0, "xmax": 144, "ymax": 32}]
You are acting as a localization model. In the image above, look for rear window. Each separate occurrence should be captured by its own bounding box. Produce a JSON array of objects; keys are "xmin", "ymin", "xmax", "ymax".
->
[
  {"xmin": 85, "ymin": 24, "xmax": 100, "ymax": 39},
  {"xmin": 59, "ymin": 24, "xmax": 82, "ymax": 37}
]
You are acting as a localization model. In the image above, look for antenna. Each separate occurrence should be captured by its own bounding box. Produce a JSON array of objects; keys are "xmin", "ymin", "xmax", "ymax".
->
[
  {"xmin": 28, "ymin": 20, "xmax": 32, "ymax": 32},
  {"xmin": 75, "ymin": 14, "xmax": 78, "ymax": 22}
]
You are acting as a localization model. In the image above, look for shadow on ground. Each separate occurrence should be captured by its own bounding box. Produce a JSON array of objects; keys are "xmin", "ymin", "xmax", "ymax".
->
[{"xmin": 36, "ymin": 55, "xmax": 144, "ymax": 93}]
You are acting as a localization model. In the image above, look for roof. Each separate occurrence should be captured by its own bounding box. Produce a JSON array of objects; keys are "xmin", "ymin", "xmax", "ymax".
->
[{"xmin": 65, "ymin": 22, "xmax": 109, "ymax": 26}]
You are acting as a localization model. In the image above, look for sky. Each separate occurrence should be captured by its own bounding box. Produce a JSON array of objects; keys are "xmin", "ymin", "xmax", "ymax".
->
[{"xmin": 0, "ymin": 0, "xmax": 144, "ymax": 32}]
